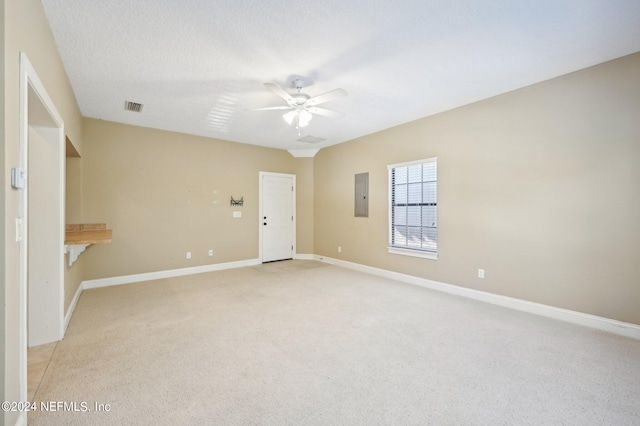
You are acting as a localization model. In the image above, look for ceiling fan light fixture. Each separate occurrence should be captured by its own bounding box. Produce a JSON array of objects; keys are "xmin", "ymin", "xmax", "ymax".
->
[
  {"xmin": 283, "ymin": 110, "xmax": 296, "ymax": 125},
  {"xmin": 283, "ymin": 109, "xmax": 312, "ymax": 128},
  {"xmin": 299, "ymin": 110, "xmax": 312, "ymax": 127}
]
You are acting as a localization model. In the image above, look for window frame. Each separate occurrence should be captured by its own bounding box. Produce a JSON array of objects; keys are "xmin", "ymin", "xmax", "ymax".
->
[{"xmin": 387, "ymin": 157, "xmax": 438, "ymax": 260}]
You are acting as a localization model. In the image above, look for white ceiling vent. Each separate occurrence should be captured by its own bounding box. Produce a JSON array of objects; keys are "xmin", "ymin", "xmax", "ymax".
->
[
  {"xmin": 297, "ymin": 135, "xmax": 326, "ymax": 144},
  {"xmin": 124, "ymin": 101, "xmax": 144, "ymax": 112}
]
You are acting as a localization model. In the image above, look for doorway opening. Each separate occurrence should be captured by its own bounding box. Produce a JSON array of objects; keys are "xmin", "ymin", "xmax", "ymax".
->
[{"xmin": 18, "ymin": 53, "xmax": 65, "ymax": 404}]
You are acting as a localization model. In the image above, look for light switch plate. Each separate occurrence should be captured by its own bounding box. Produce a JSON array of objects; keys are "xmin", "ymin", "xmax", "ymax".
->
[{"xmin": 233, "ymin": 211, "xmax": 242, "ymax": 218}]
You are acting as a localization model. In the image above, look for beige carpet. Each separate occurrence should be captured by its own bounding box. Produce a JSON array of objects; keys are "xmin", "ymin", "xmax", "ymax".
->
[{"xmin": 29, "ymin": 260, "xmax": 640, "ymax": 425}]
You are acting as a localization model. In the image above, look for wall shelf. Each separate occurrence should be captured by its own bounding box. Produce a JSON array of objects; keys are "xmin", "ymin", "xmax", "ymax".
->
[{"xmin": 64, "ymin": 224, "xmax": 112, "ymax": 266}]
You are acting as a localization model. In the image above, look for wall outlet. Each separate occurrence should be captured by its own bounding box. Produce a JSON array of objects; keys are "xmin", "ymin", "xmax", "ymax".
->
[
  {"xmin": 338, "ymin": 246, "xmax": 342, "ymax": 253},
  {"xmin": 208, "ymin": 249, "xmax": 213, "ymax": 256},
  {"xmin": 478, "ymin": 268, "xmax": 485, "ymax": 279},
  {"xmin": 186, "ymin": 252, "xmax": 191, "ymax": 259}
]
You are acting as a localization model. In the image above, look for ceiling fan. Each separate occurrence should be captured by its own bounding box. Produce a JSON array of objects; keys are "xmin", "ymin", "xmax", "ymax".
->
[{"xmin": 254, "ymin": 79, "xmax": 347, "ymax": 134}]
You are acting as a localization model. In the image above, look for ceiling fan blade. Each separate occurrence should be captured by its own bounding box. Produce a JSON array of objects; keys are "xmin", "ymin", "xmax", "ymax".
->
[
  {"xmin": 250, "ymin": 106, "xmax": 293, "ymax": 111},
  {"xmin": 306, "ymin": 88, "xmax": 347, "ymax": 106},
  {"xmin": 264, "ymin": 83, "xmax": 294, "ymax": 102},
  {"xmin": 308, "ymin": 107, "xmax": 345, "ymax": 119}
]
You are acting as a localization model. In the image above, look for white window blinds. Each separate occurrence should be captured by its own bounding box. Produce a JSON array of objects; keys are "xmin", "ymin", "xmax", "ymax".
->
[{"xmin": 388, "ymin": 158, "xmax": 437, "ymax": 255}]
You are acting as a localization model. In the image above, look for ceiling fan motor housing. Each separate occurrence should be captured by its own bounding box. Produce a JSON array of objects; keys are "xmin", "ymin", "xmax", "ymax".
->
[{"xmin": 289, "ymin": 93, "xmax": 310, "ymax": 107}]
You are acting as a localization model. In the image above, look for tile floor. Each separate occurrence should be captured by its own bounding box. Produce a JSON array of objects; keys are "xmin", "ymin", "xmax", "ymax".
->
[{"xmin": 27, "ymin": 342, "xmax": 57, "ymax": 401}]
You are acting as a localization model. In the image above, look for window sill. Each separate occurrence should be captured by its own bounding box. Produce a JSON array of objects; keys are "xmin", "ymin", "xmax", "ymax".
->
[{"xmin": 388, "ymin": 247, "xmax": 438, "ymax": 260}]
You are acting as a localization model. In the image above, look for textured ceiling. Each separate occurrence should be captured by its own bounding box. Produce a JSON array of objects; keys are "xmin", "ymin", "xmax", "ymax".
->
[{"xmin": 41, "ymin": 0, "xmax": 640, "ymax": 154}]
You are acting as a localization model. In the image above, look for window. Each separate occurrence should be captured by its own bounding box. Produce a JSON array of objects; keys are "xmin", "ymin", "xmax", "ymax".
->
[{"xmin": 388, "ymin": 158, "xmax": 437, "ymax": 259}]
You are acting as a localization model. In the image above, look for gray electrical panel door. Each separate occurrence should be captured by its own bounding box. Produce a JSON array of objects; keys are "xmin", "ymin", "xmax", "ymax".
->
[{"xmin": 355, "ymin": 172, "xmax": 369, "ymax": 217}]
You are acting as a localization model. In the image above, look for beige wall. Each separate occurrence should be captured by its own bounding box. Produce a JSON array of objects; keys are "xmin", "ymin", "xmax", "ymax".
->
[
  {"xmin": 3, "ymin": 0, "xmax": 83, "ymax": 422},
  {"xmin": 27, "ymin": 125, "xmax": 65, "ymax": 345},
  {"xmin": 294, "ymin": 157, "xmax": 314, "ymax": 255},
  {"xmin": 65, "ymin": 156, "xmax": 84, "ymax": 311},
  {"xmin": 66, "ymin": 156, "xmax": 83, "ymax": 223},
  {"xmin": 314, "ymin": 52, "xmax": 640, "ymax": 325},
  {"xmin": 81, "ymin": 119, "xmax": 313, "ymax": 279}
]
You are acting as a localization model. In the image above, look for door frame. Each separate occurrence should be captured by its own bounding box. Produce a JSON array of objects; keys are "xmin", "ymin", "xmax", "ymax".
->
[
  {"xmin": 18, "ymin": 53, "xmax": 66, "ymax": 402},
  {"xmin": 258, "ymin": 171, "xmax": 296, "ymax": 262}
]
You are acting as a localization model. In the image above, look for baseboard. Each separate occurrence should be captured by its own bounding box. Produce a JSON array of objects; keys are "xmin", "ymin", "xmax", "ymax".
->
[
  {"xmin": 82, "ymin": 258, "xmax": 261, "ymax": 290},
  {"xmin": 315, "ymin": 255, "xmax": 640, "ymax": 340},
  {"xmin": 14, "ymin": 412, "xmax": 26, "ymax": 426},
  {"xmin": 294, "ymin": 253, "xmax": 314, "ymax": 260},
  {"xmin": 64, "ymin": 282, "xmax": 84, "ymax": 333},
  {"xmin": 69, "ymin": 255, "xmax": 640, "ymax": 340}
]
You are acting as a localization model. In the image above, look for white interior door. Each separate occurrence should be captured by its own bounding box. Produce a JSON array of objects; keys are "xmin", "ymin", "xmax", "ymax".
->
[{"xmin": 260, "ymin": 172, "xmax": 295, "ymax": 262}]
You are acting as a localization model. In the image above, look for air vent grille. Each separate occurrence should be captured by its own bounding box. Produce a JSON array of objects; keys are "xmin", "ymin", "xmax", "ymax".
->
[{"xmin": 124, "ymin": 101, "xmax": 144, "ymax": 112}]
